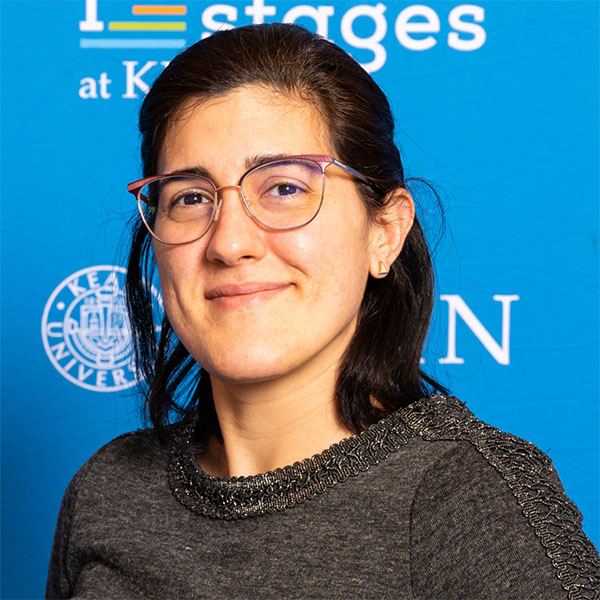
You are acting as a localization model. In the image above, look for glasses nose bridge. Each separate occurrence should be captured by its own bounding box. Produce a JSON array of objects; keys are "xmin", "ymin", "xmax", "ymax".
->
[
  {"xmin": 214, "ymin": 184, "xmax": 243, "ymax": 195},
  {"xmin": 212, "ymin": 183, "xmax": 250, "ymax": 224}
]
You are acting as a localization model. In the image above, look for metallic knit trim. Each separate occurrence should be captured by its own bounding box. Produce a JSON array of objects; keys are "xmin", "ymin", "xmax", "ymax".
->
[
  {"xmin": 167, "ymin": 403, "xmax": 413, "ymax": 520},
  {"xmin": 168, "ymin": 394, "xmax": 599, "ymax": 598}
]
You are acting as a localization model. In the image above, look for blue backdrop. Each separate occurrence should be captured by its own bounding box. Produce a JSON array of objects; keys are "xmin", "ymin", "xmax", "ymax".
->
[{"xmin": 2, "ymin": 1, "xmax": 598, "ymax": 597}]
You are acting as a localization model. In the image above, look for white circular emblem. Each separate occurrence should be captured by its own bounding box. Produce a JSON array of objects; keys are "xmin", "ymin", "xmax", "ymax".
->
[{"xmin": 41, "ymin": 265, "xmax": 161, "ymax": 392}]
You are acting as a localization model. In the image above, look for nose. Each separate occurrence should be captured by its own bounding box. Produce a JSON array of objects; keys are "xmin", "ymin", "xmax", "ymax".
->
[{"xmin": 204, "ymin": 186, "xmax": 267, "ymax": 266}]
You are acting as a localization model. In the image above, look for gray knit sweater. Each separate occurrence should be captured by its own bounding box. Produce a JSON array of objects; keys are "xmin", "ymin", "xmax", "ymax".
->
[{"xmin": 46, "ymin": 395, "xmax": 599, "ymax": 599}]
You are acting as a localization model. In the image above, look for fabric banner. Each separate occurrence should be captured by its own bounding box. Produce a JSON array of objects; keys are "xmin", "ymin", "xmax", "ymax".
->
[{"xmin": 1, "ymin": 1, "xmax": 598, "ymax": 596}]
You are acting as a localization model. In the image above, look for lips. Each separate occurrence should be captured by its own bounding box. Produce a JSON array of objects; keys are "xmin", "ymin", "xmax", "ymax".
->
[{"xmin": 205, "ymin": 282, "xmax": 290, "ymax": 300}]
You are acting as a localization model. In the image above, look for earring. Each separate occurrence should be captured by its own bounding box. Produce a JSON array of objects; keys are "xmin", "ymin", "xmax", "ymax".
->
[{"xmin": 377, "ymin": 261, "xmax": 389, "ymax": 277}]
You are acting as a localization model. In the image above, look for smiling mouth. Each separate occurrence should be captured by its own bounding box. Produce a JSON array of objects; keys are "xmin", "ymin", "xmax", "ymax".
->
[{"xmin": 205, "ymin": 282, "xmax": 291, "ymax": 307}]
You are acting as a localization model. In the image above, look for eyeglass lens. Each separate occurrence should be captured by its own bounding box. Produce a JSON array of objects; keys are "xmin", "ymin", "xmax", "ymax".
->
[{"xmin": 140, "ymin": 159, "xmax": 324, "ymax": 244}]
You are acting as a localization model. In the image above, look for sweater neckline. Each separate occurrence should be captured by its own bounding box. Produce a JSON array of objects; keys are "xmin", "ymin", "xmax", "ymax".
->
[{"xmin": 167, "ymin": 394, "xmax": 449, "ymax": 520}]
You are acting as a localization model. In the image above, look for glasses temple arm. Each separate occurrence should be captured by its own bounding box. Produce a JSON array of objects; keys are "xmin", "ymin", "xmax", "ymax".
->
[{"xmin": 330, "ymin": 158, "xmax": 385, "ymax": 198}]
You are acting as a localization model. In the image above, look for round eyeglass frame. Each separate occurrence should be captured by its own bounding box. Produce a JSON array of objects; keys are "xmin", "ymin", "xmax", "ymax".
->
[{"xmin": 127, "ymin": 154, "xmax": 381, "ymax": 245}]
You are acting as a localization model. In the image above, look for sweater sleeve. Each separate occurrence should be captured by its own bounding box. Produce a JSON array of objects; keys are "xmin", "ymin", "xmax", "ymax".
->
[
  {"xmin": 46, "ymin": 468, "xmax": 84, "ymax": 599},
  {"xmin": 409, "ymin": 441, "xmax": 599, "ymax": 600}
]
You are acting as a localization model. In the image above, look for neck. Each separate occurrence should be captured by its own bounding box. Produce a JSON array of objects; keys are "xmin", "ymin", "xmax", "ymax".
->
[{"xmin": 198, "ymin": 362, "xmax": 355, "ymax": 478}]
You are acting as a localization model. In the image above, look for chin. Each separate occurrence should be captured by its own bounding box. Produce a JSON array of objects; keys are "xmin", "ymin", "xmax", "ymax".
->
[{"xmin": 198, "ymin": 349, "xmax": 298, "ymax": 385}]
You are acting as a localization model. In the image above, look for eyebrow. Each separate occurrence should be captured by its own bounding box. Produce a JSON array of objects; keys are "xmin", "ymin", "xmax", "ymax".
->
[{"xmin": 166, "ymin": 154, "xmax": 292, "ymax": 180}]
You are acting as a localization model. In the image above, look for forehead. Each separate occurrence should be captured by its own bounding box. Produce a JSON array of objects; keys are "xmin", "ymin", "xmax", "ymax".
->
[{"xmin": 158, "ymin": 85, "xmax": 333, "ymax": 175}]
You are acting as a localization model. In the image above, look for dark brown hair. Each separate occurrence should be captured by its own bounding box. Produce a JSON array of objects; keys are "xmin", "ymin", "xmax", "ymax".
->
[{"xmin": 126, "ymin": 23, "xmax": 445, "ymax": 444}]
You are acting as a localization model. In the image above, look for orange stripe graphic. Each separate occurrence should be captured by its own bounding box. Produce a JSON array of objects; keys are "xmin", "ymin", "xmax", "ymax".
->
[{"xmin": 133, "ymin": 5, "xmax": 187, "ymax": 15}]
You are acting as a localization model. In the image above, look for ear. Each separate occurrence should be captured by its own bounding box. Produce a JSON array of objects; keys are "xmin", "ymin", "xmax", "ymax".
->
[{"xmin": 367, "ymin": 188, "xmax": 415, "ymax": 279}]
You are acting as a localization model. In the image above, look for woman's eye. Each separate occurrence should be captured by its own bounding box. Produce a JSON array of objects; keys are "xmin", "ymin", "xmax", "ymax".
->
[
  {"xmin": 171, "ymin": 190, "xmax": 212, "ymax": 207},
  {"xmin": 266, "ymin": 182, "xmax": 305, "ymax": 197}
]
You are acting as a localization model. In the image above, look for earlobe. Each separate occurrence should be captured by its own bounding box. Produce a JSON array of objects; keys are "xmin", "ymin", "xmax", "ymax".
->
[
  {"xmin": 368, "ymin": 188, "xmax": 415, "ymax": 278},
  {"xmin": 378, "ymin": 261, "xmax": 389, "ymax": 277}
]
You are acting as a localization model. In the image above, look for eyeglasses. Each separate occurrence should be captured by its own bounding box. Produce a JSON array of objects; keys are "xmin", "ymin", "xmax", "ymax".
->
[{"xmin": 127, "ymin": 154, "xmax": 380, "ymax": 245}]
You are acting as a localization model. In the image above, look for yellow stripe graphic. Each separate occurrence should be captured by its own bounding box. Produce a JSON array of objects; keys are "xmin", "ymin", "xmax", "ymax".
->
[{"xmin": 109, "ymin": 21, "xmax": 186, "ymax": 31}]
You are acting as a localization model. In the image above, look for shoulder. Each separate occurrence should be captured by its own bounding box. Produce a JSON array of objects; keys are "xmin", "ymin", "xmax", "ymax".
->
[
  {"xmin": 62, "ymin": 427, "xmax": 170, "ymax": 516},
  {"xmin": 399, "ymin": 393, "xmax": 560, "ymax": 489},
  {"xmin": 393, "ymin": 394, "xmax": 564, "ymax": 509},
  {"xmin": 402, "ymin": 394, "xmax": 599, "ymax": 599},
  {"xmin": 399, "ymin": 394, "xmax": 587, "ymax": 549},
  {"xmin": 76, "ymin": 427, "xmax": 166, "ymax": 481},
  {"xmin": 47, "ymin": 428, "xmax": 172, "ymax": 598}
]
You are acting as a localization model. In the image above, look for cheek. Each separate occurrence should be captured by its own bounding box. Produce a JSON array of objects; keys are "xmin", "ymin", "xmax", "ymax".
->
[
  {"xmin": 153, "ymin": 243, "xmax": 202, "ymax": 313},
  {"xmin": 274, "ymin": 218, "xmax": 371, "ymax": 305},
  {"xmin": 154, "ymin": 245, "xmax": 178, "ymax": 296}
]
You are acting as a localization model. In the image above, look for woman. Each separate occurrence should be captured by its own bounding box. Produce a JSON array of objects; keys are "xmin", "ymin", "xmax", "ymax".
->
[{"xmin": 47, "ymin": 23, "xmax": 598, "ymax": 599}]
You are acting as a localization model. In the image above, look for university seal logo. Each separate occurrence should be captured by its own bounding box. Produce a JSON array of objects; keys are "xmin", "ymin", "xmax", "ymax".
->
[{"xmin": 41, "ymin": 265, "xmax": 159, "ymax": 392}]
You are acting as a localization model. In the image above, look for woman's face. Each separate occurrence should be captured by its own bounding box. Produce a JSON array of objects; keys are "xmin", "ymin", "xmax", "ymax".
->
[{"xmin": 155, "ymin": 85, "xmax": 385, "ymax": 385}]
